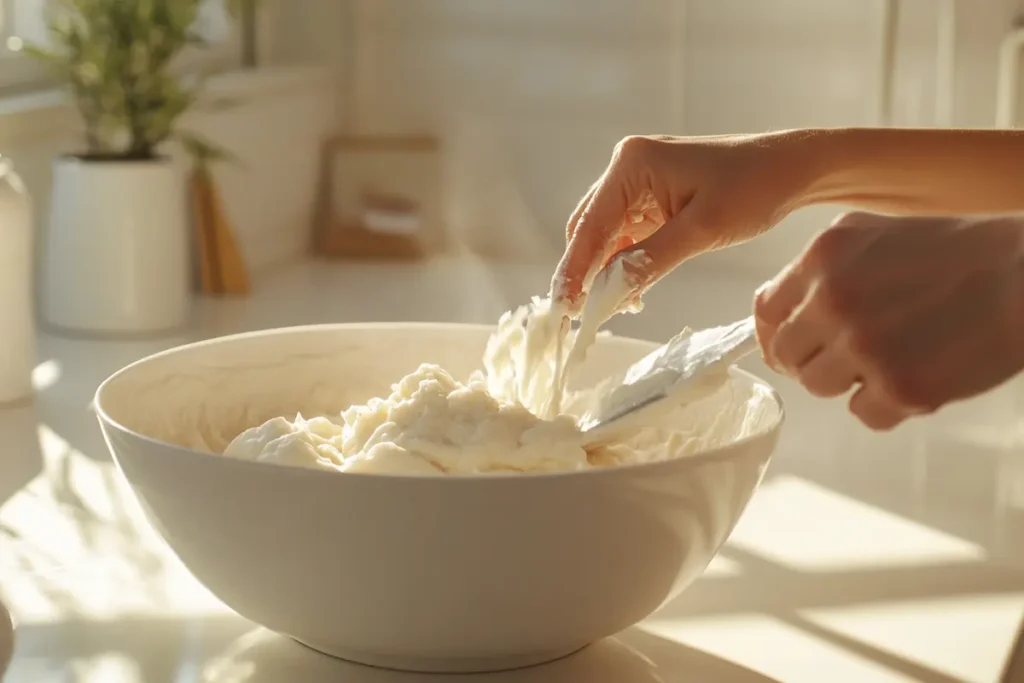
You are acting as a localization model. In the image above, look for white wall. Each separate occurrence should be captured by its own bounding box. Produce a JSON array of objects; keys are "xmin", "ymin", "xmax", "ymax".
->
[
  {"xmin": 331, "ymin": 0, "xmax": 1018, "ymax": 273},
  {"xmin": 7, "ymin": 1, "xmax": 1017, "ymax": 282},
  {"xmin": 0, "ymin": 66, "xmax": 338, "ymax": 286}
]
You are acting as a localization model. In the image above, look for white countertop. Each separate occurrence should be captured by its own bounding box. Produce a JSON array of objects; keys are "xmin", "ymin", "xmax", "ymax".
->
[{"xmin": 3, "ymin": 255, "xmax": 1024, "ymax": 683}]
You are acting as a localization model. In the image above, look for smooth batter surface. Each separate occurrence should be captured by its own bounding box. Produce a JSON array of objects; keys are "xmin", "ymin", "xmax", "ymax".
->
[{"xmin": 223, "ymin": 255, "xmax": 771, "ymax": 475}]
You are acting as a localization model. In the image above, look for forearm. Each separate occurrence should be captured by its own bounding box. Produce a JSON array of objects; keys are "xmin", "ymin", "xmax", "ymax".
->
[{"xmin": 782, "ymin": 128, "xmax": 1024, "ymax": 215}]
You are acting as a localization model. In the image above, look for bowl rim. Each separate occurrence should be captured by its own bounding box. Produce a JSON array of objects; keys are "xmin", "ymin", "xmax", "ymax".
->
[{"xmin": 94, "ymin": 322, "xmax": 786, "ymax": 482}]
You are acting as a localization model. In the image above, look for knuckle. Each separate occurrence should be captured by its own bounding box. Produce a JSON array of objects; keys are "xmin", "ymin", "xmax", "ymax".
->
[
  {"xmin": 808, "ymin": 210, "xmax": 885, "ymax": 264},
  {"xmin": 815, "ymin": 275, "xmax": 858, "ymax": 318},
  {"xmin": 830, "ymin": 210, "xmax": 874, "ymax": 229},
  {"xmin": 753, "ymin": 285, "xmax": 771, "ymax": 318},
  {"xmin": 860, "ymin": 413, "xmax": 900, "ymax": 432},
  {"xmin": 802, "ymin": 380, "xmax": 835, "ymax": 399},
  {"xmin": 802, "ymin": 370, "xmax": 851, "ymax": 399},
  {"xmin": 807, "ymin": 224, "xmax": 852, "ymax": 265},
  {"xmin": 849, "ymin": 397, "xmax": 901, "ymax": 432},
  {"xmin": 613, "ymin": 135, "xmax": 653, "ymax": 162}
]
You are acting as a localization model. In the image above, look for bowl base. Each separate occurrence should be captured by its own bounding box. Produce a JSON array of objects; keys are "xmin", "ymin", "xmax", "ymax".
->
[{"xmin": 293, "ymin": 637, "xmax": 589, "ymax": 673}]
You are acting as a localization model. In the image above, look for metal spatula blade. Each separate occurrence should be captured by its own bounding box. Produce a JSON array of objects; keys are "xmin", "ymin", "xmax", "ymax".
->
[{"xmin": 580, "ymin": 316, "xmax": 759, "ymax": 447}]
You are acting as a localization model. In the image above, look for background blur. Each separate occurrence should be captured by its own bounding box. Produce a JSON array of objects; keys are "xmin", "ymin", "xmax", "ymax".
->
[
  {"xmin": 4, "ymin": 2, "xmax": 1024, "ymax": 682},
  {"xmin": 2, "ymin": 0, "xmax": 1021, "ymax": 276}
]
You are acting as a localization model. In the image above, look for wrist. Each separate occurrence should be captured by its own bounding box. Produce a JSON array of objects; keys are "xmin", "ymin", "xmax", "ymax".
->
[
  {"xmin": 782, "ymin": 128, "xmax": 1024, "ymax": 215},
  {"xmin": 780, "ymin": 127, "xmax": 937, "ymax": 212},
  {"xmin": 749, "ymin": 128, "xmax": 834, "ymax": 213},
  {"xmin": 786, "ymin": 128, "xmax": 877, "ymax": 209}
]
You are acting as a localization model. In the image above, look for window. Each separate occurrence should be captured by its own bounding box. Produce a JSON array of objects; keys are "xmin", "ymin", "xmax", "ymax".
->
[{"xmin": 0, "ymin": 0, "xmax": 242, "ymax": 92}]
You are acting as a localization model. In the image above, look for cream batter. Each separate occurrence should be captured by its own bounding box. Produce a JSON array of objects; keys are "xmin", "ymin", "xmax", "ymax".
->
[
  {"xmin": 223, "ymin": 364, "xmax": 586, "ymax": 475},
  {"xmin": 224, "ymin": 253, "xmax": 768, "ymax": 475}
]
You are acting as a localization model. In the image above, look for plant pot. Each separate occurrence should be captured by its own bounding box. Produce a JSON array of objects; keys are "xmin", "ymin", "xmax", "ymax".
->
[{"xmin": 42, "ymin": 156, "xmax": 190, "ymax": 336}]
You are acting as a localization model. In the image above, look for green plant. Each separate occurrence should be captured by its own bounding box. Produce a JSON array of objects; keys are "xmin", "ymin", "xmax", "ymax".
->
[{"xmin": 23, "ymin": 0, "xmax": 219, "ymax": 160}]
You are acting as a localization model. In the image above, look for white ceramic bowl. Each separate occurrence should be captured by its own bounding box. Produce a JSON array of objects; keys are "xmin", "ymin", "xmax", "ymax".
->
[{"xmin": 95, "ymin": 323, "xmax": 783, "ymax": 673}]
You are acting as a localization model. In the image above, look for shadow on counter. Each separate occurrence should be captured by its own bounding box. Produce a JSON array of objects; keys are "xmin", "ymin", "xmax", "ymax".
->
[{"xmin": 200, "ymin": 626, "xmax": 780, "ymax": 683}]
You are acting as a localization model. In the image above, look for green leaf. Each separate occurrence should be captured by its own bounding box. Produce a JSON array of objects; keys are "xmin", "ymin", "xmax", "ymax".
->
[
  {"xmin": 20, "ymin": 43, "xmax": 64, "ymax": 66},
  {"xmin": 20, "ymin": 0, "xmax": 257, "ymax": 159}
]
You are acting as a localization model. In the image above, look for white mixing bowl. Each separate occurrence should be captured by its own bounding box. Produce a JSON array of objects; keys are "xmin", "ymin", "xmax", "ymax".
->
[{"xmin": 95, "ymin": 323, "xmax": 783, "ymax": 673}]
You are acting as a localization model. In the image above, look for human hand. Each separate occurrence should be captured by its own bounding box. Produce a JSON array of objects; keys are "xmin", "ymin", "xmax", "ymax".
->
[
  {"xmin": 754, "ymin": 211, "xmax": 1024, "ymax": 430},
  {"xmin": 551, "ymin": 131, "xmax": 816, "ymax": 312}
]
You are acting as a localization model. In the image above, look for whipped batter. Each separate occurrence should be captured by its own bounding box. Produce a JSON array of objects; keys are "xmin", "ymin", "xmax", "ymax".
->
[
  {"xmin": 223, "ymin": 364, "xmax": 586, "ymax": 475},
  {"xmin": 563, "ymin": 251, "xmax": 652, "ymax": 380},
  {"xmin": 224, "ymin": 253, "xmax": 768, "ymax": 475}
]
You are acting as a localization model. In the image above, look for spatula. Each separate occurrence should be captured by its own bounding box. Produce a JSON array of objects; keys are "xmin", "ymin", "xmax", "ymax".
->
[{"xmin": 579, "ymin": 316, "xmax": 759, "ymax": 447}]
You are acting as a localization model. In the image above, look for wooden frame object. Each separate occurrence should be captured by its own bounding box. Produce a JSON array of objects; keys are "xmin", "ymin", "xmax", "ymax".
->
[{"xmin": 311, "ymin": 134, "xmax": 443, "ymax": 261}]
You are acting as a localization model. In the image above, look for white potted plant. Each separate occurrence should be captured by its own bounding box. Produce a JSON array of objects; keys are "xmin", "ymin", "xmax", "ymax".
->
[{"xmin": 26, "ymin": 0, "xmax": 222, "ymax": 335}]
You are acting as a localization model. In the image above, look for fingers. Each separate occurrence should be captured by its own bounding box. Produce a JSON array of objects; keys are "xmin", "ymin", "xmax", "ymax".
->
[
  {"xmin": 798, "ymin": 343, "xmax": 859, "ymax": 398},
  {"xmin": 570, "ymin": 195, "xmax": 723, "ymax": 320},
  {"xmin": 566, "ymin": 181, "xmax": 600, "ymax": 242},
  {"xmin": 770, "ymin": 317, "xmax": 824, "ymax": 372},
  {"xmin": 610, "ymin": 192, "xmax": 707, "ymax": 292},
  {"xmin": 848, "ymin": 383, "xmax": 905, "ymax": 431},
  {"xmin": 757, "ymin": 275, "xmax": 856, "ymax": 398},
  {"xmin": 755, "ymin": 255, "xmax": 910, "ymax": 430},
  {"xmin": 569, "ymin": 196, "xmax": 704, "ymax": 313},
  {"xmin": 764, "ymin": 297, "xmax": 901, "ymax": 428},
  {"xmin": 768, "ymin": 283, "xmax": 847, "ymax": 372},
  {"xmin": 553, "ymin": 175, "xmax": 632, "ymax": 308},
  {"xmin": 753, "ymin": 263, "xmax": 813, "ymax": 370}
]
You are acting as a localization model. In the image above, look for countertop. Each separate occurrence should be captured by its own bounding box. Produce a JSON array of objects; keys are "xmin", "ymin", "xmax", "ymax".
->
[{"xmin": 3, "ymin": 255, "xmax": 1024, "ymax": 683}]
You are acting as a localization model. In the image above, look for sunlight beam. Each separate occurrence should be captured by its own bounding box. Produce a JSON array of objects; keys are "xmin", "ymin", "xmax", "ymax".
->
[{"xmin": 726, "ymin": 476, "xmax": 986, "ymax": 571}]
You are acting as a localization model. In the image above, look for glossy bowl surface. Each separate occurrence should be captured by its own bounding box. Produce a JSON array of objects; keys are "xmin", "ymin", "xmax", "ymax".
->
[{"xmin": 95, "ymin": 323, "xmax": 783, "ymax": 673}]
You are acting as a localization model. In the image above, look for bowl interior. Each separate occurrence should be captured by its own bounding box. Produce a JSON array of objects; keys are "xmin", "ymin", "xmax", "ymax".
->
[
  {"xmin": 93, "ymin": 324, "xmax": 785, "ymax": 667},
  {"xmin": 96, "ymin": 323, "xmax": 783, "ymax": 460}
]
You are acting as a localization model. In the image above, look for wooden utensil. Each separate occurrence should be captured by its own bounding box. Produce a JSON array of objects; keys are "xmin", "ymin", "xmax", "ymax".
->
[{"xmin": 191, "ymin": 164, "xmax": 251, "ymax": 296}]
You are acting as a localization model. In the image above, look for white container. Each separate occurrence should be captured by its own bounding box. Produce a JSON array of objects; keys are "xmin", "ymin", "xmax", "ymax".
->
[
  {"xmin": 0, "ymin": 157, "xmax": 35, "ymax": 405},
  {"xmin": 42, "ymin": 156, "xmax": 189, "ymax": 335},
  {"xmin": 95, "ymin": 323, "xmax": 783, "ymax": 674}
]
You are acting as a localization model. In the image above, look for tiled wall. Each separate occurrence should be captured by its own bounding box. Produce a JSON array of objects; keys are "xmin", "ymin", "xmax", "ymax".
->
[{"xmin": 337, "ymin": 0, "xmax": 1017, "ymax": 271}]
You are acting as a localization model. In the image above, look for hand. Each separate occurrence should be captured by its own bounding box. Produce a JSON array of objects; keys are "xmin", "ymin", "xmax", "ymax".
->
[
  {"xmin": 754, "ymin": 211, "xmax": 1024, "ymax": 430},
  {"xmin": 551, "ymin": 132, "xmax": 815, "ymax": 312},
  {"xmin": 552, "ymin": 128, "xmax": 1024, "ymax": 314}
]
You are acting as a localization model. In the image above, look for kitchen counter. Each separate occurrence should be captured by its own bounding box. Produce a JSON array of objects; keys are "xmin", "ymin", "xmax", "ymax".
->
[{"xmin": 3, "ymin": 255, "xmax": 1024, "ymax": 683}]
